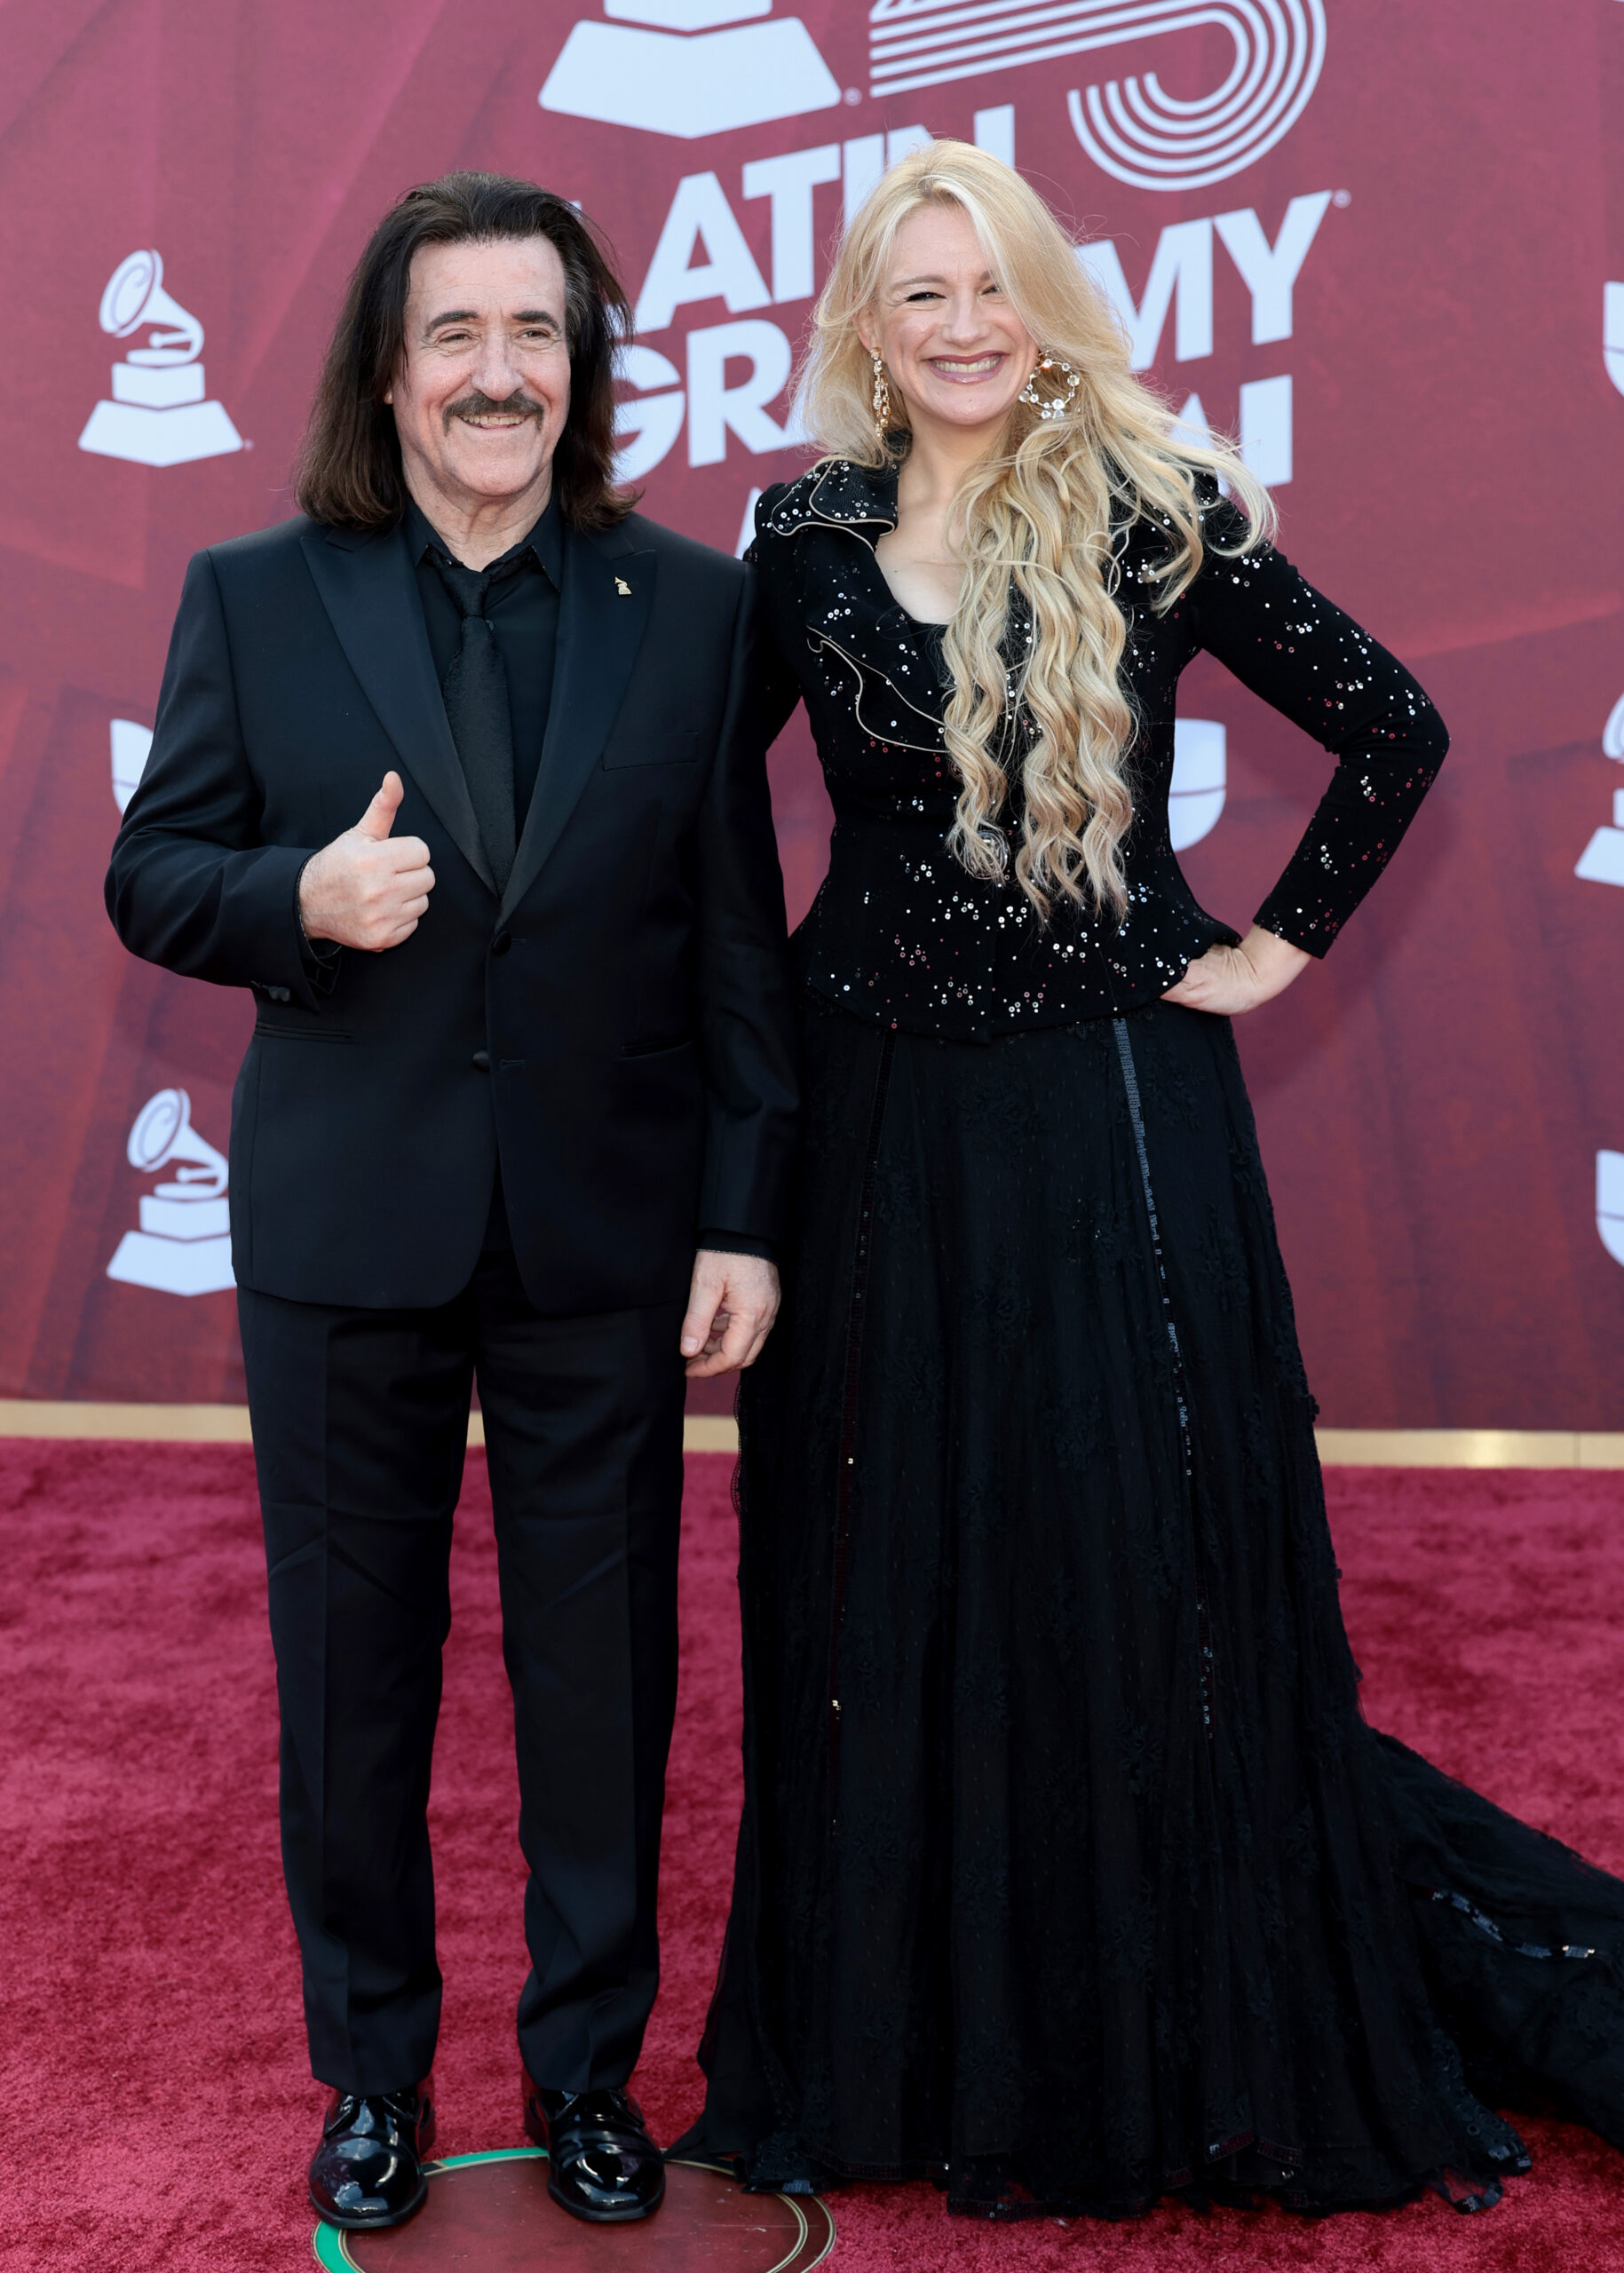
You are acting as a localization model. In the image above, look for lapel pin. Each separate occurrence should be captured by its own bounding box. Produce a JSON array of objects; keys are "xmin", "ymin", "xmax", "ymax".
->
[{"xmin": 614, "ymin": 576, "xmax": 632, "ymax": 597}]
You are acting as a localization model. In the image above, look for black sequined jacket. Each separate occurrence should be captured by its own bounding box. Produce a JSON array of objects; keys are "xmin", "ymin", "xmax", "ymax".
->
[{"xmin": 749, "ymin": 457, "xmax": 1447, "ymax": 1039}]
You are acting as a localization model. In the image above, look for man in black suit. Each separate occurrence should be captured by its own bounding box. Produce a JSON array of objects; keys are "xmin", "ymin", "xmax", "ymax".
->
[{"xmin": 106, "ymin": 173, "xmax": 796, "ymax": 2233}]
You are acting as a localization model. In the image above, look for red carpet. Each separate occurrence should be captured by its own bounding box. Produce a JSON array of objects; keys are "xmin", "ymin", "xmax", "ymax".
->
[{"xmin": 3, "ymin": 1445, "xmax": 1623, "ymax": 2270}]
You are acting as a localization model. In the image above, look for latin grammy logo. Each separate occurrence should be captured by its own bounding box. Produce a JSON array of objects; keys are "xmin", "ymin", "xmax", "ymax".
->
[
  {"xmin": 1573, "ymin": 693, "xmax": 1624, "ymax": 891},
  {"xmin": 78, "ymin": 250, "xmax": 243, "ymax": 469},
  {"xmin": 106, "ymin": 1088, "xmax": 235, "ymax": 1297},
  {"xmin": 540, "ymin": 0, "xmax": 839, "ymax": 139}
]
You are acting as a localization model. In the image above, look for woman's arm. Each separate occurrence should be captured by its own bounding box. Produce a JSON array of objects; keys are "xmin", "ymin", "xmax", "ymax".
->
[
  {"xmin": 690, "ymin": 571, "xmax": 802, "ymax": 1262},
  {"xmin": 1163, "ymin": 503, "xmax": 1447, "ymax": 1014},
  {"xmin": 742, "ymin": 484, "xmax": 812, "ymax": 751}
]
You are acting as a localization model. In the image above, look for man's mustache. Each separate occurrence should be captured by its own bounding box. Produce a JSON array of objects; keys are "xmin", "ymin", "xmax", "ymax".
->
[{"xmin": 441, "ymin": 391, "xmax": 546, "ymax": 432}]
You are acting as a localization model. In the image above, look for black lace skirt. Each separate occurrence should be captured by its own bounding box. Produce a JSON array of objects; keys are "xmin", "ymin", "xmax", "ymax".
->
[{"xmin": 678, "ymin": 992, "xmax": 1624, "ymax": 2218}]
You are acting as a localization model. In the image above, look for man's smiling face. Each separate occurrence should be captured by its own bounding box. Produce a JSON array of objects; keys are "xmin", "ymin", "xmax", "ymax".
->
[{"xmin": 387, "ymin": 234, "xmax": 573, "ymax": 522}]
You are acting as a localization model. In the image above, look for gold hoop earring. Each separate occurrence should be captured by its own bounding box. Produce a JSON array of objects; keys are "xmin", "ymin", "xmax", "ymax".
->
[
  {"xmin": 1018, "ymin": 352, "xmax": 1080, "ymax": 420},
  {"xmin": 870, "ymin": 350, "xmax": 891, "ymax": 441}
]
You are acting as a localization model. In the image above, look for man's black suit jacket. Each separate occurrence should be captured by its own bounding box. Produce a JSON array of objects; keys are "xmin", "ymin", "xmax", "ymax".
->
[{"xmin": 105, "ymin": 508, "xmax": 799, "ymax": 1316}]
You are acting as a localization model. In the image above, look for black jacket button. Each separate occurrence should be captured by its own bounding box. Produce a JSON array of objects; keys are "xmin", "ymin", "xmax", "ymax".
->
[
  {"xmin": 491, "ymin": 932, "xmax": 511, "ymax": 956},
  {"xmin": 471, "ymin": 1050, "xmax": 490, "ymax": 1071}
]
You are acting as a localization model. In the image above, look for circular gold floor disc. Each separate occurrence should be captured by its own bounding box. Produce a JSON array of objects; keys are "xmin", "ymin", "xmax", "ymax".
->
[{"xmin": 313, "ymin": 2151, "xmax": 836, "ymax": 2273}]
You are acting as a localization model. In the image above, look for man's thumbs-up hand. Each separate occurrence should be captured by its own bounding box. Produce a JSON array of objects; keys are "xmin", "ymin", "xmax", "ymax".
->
[
  {"xmin": 298, "ymin": 771, "xmax": 436, "ymax": 952},
  {"xmin": 355, "ymin": 772, "xmax": 406, "ymax": 840}
]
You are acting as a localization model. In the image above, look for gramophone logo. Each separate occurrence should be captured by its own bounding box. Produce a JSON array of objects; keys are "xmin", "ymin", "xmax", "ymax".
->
[
  {"xmin": 106, "ymin": 1088, "xmax": 235, "ymax": 1297},
  {"xmin": 541, "ymin": 0, "xmax": 840, "ymax": 138},
  {"xmin": 868, "ymin": 0, "xmax": 1327, "ymax": 192},
  {"xmin": 78, "ymin": 250, "xmax": 243, "ymax": 468}
]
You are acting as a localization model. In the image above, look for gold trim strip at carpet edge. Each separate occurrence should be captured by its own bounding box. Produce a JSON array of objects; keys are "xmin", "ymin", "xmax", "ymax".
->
[{"xmin": 0, "ymin": 1401, "xmax": 1620, "ymax": 1468}]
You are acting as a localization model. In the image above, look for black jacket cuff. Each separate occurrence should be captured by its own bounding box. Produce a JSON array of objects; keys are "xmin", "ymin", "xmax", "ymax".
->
[
  {"xmin": 697, "ymin": 1230, "xmax": 777, "ymax": 1265},
  {"xmin": 295, "ymin": 857, "xmax": 343, "ymax": 996}
]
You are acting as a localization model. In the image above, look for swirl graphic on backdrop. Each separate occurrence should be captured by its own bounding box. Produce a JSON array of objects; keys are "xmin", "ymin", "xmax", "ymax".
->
[{"xmin": 868, "ymin": 0, "xmax": 1327, "ymax": 193}]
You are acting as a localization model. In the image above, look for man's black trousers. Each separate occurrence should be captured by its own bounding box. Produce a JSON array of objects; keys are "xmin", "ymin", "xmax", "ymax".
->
[{"xmin": 238, "ymin": 1251, "xmax": 687, "ymax": 2097}]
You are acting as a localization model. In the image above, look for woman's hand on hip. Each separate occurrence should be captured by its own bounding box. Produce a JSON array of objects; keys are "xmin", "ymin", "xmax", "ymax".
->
[{"xmin": 1161, "ymin": 924, "xmax": 1311, "ymax": 1016}]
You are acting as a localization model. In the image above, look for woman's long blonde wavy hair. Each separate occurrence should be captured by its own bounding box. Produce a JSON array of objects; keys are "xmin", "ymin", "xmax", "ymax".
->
[{"xmin": 796, "ymin": 141, "xmax": 1275, "ymax": 918}]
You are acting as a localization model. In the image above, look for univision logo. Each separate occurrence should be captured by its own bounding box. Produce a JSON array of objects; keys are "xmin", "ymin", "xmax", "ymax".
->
[{"xmin": 868, "ymin": 0, "xmax": 1327, "ymax": 191}]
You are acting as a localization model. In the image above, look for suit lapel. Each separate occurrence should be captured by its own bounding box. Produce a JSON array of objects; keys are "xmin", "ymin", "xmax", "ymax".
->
[
  {"xmin": 298, "ymin": 521, "xmax": 495, "ymax": 894},
  {"xmin": 501, "ymin": 521, "xmax": 656, "ymax": 922}
]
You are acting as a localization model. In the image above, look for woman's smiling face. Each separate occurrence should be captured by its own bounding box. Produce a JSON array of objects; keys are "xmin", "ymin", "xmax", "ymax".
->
[{"xmin": 860, "ymin": 200, "xmax": 1037, "ymax": 441}]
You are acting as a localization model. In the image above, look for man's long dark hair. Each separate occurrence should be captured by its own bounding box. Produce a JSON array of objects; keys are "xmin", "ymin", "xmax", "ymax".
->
[{"xmin": 295, "ymin": 171, "xmax": 634, "ymax": 531}]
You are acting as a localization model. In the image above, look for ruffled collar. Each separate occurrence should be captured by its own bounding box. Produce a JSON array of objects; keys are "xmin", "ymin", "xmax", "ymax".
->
[
  {"xmin": 762, "ymin": 457, "xmax": 1042, "ymax": 762},
  {"xmin": 763, "ymin": 455, "xmax": 901, "ymax": 546}
]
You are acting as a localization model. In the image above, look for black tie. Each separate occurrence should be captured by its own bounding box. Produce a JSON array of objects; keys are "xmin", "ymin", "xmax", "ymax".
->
[{"xmin": 432, "ymin": 554, "xmax": 518, "ymax": 895}]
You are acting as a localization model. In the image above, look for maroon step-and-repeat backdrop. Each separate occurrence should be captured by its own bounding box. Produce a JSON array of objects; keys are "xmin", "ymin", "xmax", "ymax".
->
[{"xmin": 0, "ymin": 1, "xmax": 1619, "ymax": 1423}]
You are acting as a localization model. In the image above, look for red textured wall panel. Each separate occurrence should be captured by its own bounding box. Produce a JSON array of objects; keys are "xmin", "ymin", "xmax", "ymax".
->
[{"xmin": 0, "ymin": 1, "xmax": 1619, "ymax": 1422}]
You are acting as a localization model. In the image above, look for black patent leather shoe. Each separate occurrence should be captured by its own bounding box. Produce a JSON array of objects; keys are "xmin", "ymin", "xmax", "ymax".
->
[
  {"xmin": 522, "ymin": 2071, "xmax": 665, "ymax": 2222},
  {"xmin": 308, "ymin": 2078, "xmax": 435, "ymax": 2229}
]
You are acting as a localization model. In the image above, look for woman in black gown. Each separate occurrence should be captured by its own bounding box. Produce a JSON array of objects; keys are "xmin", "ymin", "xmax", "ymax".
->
[{"xmin": 679, "ymin": 142, "xmax": 1624, "ymax": 2219}]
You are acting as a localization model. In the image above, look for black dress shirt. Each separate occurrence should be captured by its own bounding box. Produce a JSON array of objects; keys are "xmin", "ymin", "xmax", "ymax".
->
[
  {"xmin": 403, "ymin": 494, "xmax": 771, "ymax": 1271},
  {"xmin": 404, "ymin": 494, "xmax": 562, "ymax": 835},
  {"xmin": 398, "ymin": 496, "xmax": 558, "ymax": 1252},
  {"xmin": 293, "ymin": 499, "xmax": 562, "ymax": 1002}
]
